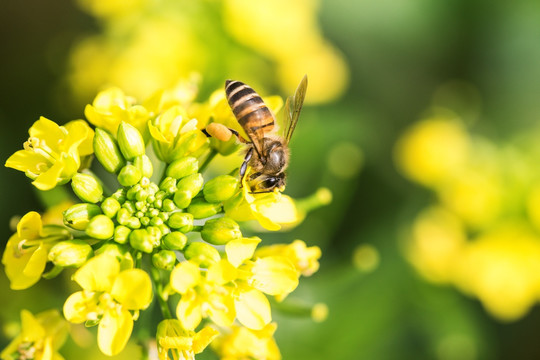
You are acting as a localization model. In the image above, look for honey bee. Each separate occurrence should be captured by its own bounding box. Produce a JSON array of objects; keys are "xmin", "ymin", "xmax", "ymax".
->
[{"xmin": 225, "ymin": 75, "xmax": 307, "ymax": 193}]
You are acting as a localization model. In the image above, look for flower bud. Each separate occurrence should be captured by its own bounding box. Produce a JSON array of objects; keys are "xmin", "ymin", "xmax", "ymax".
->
[
  {"xmin": 114, "ymin": 225, "xmax": 131, "ymax": 244},
  {"xmin": 134, "ymin": 155, "xmax": 154, "ymax": 178},
  {"xmin": 118, "ymin": 164, "xmax": 142, "ymax": 187},
  {"xmin": 63, "ymin": 203, "xmax": 102, "ymax": 230},
  {"xmin": 126, "ymin": 216, "xmax": 142, "ymax": 229},
  {"xmin": 168, "ymin": 212, "xmax": 194, "ymax": 233},
  {"xmin": 159, "ymin": 177, "xmax": 177, "ymax": 194},
  {"xmin": 147, "ymin": 226, "xmax": 163, "ymax": 246},
  {"xmin": 101, "ymin": 197, "xmax": 121, "ymax": 218},
  {"xmin": 166, "ymin": 157, "xmax": 199, "ymax": 179},
  {"xmin": 201, "ymin": 217, "xmax": 241, "ymax": 245},
  {"xmin": 173, "ymin": 190, "xmax": 192, "ymax": 209},
  {"xmin": 187, "ymin": 199, "xmax": 222, "ymax": 219},
  {"xmin": 177, "ymin": 173, "xmax": 204, "ymax": 196},
  {"xmin": 184, "ymin": 242, "xmax": 220, "ymax": 268},
  {"xmin": 85, "ymin": 214, "xmax": 115, "ymax": 240},
  {"xmin": 71, "ymin": 173, "xmax": 103, "ymax": 203},
  {"xmin": 116, "ymin": 208, "xmax": 131, "ymax": 225},
  {"xmin": 111, "ymin": 188, "xmax": 127, "ymax": 203},
  {"xmin": 203, "ymin": 175, "xmax": 239, "ymax": 203},
  {"xmin": 48, "ymin": 240, "xmax": 93, "ymax": 267},
  {"xmin": 162, "ymin": 231, "xmax": 188, "ymax": 250},
  {"xmin": 129, "ymin": 229, "xmax": 154, "ymax": 253},
  {"xmin": 162, "ymin": 199, "xmax": 176, "ymax": 212},
  {"xmin": 117, "ymin": 121, "xmax": 146, "ymax": 160},
  {"xmin": 152, "ymin": 250, "xmax": 177, "ymax": 270},
  {"xmin": 93, "ymin": 128, "xmax": 126, "ymax": 173}
]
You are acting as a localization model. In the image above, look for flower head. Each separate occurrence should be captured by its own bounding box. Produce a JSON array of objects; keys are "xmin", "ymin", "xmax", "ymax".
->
[
  {"xmin": 212, "ymin": 323, "xmax": 280, "ymax": 360},
  {"xmin": 63, "ymin": 254, "xmax": 153, "ymax": 356},
  {"xmin": 2, "ymin": 211, "xmax": 72, "ymax": 290},
  {"xmin": 5, "ymin": 117, "xmax": 94, "ymax": 190},
  {"xmin": 0, "ymin": 309, "xmax": 69, "ymax": 360}
]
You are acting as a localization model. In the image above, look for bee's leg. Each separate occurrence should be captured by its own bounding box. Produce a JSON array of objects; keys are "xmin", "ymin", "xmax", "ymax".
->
[
  {"xmin": 203, "ymin": 124, "xmax": 249, "ymax": 143},
  {"xmin": 239, "ymin": 148, "xmax": 254, "ymax": 186}
]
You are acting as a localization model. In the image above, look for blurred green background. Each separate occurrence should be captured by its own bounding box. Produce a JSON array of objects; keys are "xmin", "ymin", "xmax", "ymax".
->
[{"xmin": 3, "ymin": 0, "xmax": 540, "ymax": 359}]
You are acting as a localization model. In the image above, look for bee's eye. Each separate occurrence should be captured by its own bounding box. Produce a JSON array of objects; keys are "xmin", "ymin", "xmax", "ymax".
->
[{"xmin": 262, "ymin": 177, "xmax": 277, "ymax": 188}]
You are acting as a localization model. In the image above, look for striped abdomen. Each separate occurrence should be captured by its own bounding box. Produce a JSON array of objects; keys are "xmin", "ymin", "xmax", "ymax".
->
[{"xmin": 225, "ymin": 80, "xmax": 275, "ymax": 135}]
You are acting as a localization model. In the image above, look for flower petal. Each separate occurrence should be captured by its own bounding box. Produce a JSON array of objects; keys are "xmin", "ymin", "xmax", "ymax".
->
[
  {"xmin": 98, "ymin": 308, "xmax": 133, "ymax": 356},
  {"xmin": 249, "ymin": 256, "xmax": 299, "ymax": 296},
  {"xmin": 170, "ymin": 261, "xmax": 201, "ymax": 294},
  {"xmin": 32, "ymin": 161, "xmax": 65, "ymax": 191},
  {"xmin": 63, "ymin": 291, "xmax": 97, "ymax": 324},
  {"xmin": 226, "ymin": 237, "xmax": 261, "ymax": 268},
  {"xmin": 176, "ymin": 290, "xmax": 203, "ymax": 331},
  {"xmin": 111, "ymin": 269, "xmax": 153, "ymax": 310},
  {"xmin": 73, "ymin": 254, "xmax": 120, "ymax": 292},
  {"xmin": 234, "ymin": 288, "xmax": 271, "ymax": 330}
]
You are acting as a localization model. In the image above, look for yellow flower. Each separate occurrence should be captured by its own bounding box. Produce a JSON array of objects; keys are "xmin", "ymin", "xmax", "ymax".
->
[
  {"xmin": 212, "ymin": 323, "xmax": 281, "ymax": 360},
  {"xmin": 2, "ymin": 212, "xmax": 71, "ymax": 290},
  {"xmin": 5, "ymin": 117, "xmax": 94, "ymax": 190},
  {"xmin": 223, "ymin": 169, "xmax": 301, "ymax": 231},
  {"xmin": 1, "ymin": 309, "xmax": 69, "ymax": 360},
  {"xmin": 170, "ymin": 260, "xmax": 237, "ymax": 331},
  {"xmin": 156, "ymin": 319, "xmax": 218, "ymax": 360},
  {"xmin": 148, "ymin": 105, "xmax": 208, "ymax": 163},
  {"xmin": 84, "ymin": 87, "xmax": 151, "ymax": 138},
  {"xmin": 255, "ymin": 239, "xmax": 321, "ymax": 277},
  {"xmin": 63, "ymin": 254, "xmax": 153, "ymax": 356}
]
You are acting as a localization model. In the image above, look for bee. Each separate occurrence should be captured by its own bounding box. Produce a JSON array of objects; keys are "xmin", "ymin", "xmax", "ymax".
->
[{"xmin": 225, "ymin": 75, "xmax": 307, "ymax": 193}]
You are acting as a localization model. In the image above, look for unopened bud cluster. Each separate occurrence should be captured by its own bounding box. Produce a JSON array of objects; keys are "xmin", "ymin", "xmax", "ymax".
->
[{"xmin": 64, "ymin": 122, "xmax": 241, "ymax": 270}]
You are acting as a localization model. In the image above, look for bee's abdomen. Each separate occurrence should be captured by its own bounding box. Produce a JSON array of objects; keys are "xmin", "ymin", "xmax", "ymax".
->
[{"xmin": 225, "ymin": 80, "xmax": 275, "ymax": 132}]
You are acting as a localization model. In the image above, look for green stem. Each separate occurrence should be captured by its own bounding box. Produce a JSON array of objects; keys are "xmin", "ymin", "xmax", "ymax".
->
[
  {"xmin": 151, "ymin": 267, "xmax": 173, "ymax": 319},
  {"xmin": 199, "ymin": 149, "xmax": 218, "ymax": 173}
]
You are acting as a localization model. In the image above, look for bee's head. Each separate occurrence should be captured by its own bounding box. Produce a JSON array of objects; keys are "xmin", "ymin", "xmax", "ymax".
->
[{"xmin": 250, "ymin": 173, "xmax": 286, "ymax": 193}]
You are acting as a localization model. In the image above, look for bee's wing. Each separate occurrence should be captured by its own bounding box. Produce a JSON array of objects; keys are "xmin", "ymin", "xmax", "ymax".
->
[
  {"xmin": 244, "ymin": 121, "xmax": 267, "ymax": 159},
  {"xmin": 284, "ymin": 75, "xmax": 308, "ymax": 145}
]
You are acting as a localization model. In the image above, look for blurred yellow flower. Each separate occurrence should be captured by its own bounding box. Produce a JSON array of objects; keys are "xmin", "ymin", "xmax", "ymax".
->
[
  {"xmin": 0, "ymin": 309, "xmax": 69, "ymax": 360},
  {"xmin": 5, "ymin": 117, "xmax": 94, "ymax": 191},
  {"xmin": 63, "ymin": 254, "xmax": 153, "ymax": 356},
  {"xmin": 212, "ymin": 323, "xmax": 281, "ymax": 360},
  {"xmin": 255, "ymin": 239, "xmax": 321, "ymax": 277},
  {"xmin": 2, "ymin": 212, "xmax": 71, "ymax": 290},
  {"xmin": 394, "ymin": 116, "xmax": 469, "ymax": 187}
]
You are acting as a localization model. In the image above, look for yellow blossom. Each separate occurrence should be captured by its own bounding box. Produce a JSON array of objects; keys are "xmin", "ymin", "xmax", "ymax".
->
[
  {"xmin": 0, "ymin": 309, "xmax": 69, "ymax": 360},
  {"xmin": 255, "ymin": 239, "xmax": 321, "ymax": 277},
  {"xmin": 148, "ymin": 105, "xmax": 208, "ymax": 163},
  {"xmin": 63, "ymin": 254, "xmax": 153, "ymax": 356},
  {"xmin": 2, "ymin": 212, "xmax": 71, "ymax": 290},
  {"xmin": 84, "ymin": 87, "xmax": 152, "ymax": 138},
  {"xmin": 212, "ymin": 323, "xmax": 281, "ymax": 360},
  {"xmin": 5, "ymin": 117, "xmax": 94, "ymax": 190},
  {"xmin": 156, "ymin": 319, "xmax": 218, "ymax": 360},
  {"xmin": 224, "ymin": 169, "xmax": 301, "ymax": 231}
]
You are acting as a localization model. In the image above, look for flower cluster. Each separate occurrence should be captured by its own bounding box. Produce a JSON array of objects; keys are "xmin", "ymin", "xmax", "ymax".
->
[
  {"xmin": 3, "ymin": 84, "xmax": 326, "ymax": 359},
  {"xmin": 395, "ymin": 110, "xmax": 540, "ymax": 321}
]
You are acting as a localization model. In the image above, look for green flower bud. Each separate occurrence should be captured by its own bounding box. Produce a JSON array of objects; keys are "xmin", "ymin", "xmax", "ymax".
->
[
  {"xmin": 149, "ymin": 208, "xmax": 160, "ymax": 218},
  {"xmin": 48, "ymin": 240, "xmax": 93, "ymax": 267},
  {"xmin": 71, "ymin": 173, "xmax": 103, "ymax": 203},
  {"xmin": 147, "ymin": 226, "xmax": 163, "ymax": 247},
  {"xmin": 158, "ymin": 224, "xmax": 171, "ymax": 237},
  {"xmin": 116, "ymin": 208, "xmax": 131, "ymax": 225},
  {"xmin": 127, "ymin": 184, "xmax": 143, "ymax": 200},
  {"xmin": 162, "ymin": 199, "xmax": 176, "ymax": 212},
  {"xmin": 135, "ymin": 201, "xmax": 146, "ymax": 211},
  {"xmin": 129, "ymin": 229, "xmax": 154, "ymax": 253},
  {"xmin": 168, "ymin": 212, "xmax": 194, "ymax": 233},
  {"xmin": 117, "ymin": 122, "xmax": 145, "ymax": 160},
  {"xmin": 159, "ymin": 177, "xmax": 177, "ymax": 194},
  {"xmin": 173, "ymin": 190, "xmax": 192, "ymax": 209},
  {"xmin": 140, "ymin": 216, "xmax": 150, "ymax": 226},
  {"xmin": 177, "ymin": 173, "xmax": 204, "ymax": 196},
  {"xmin": 122, "ymin": 201, "xmax": 136, "ymax": 214},
  {"xmin": 187, "ymin": 199, "xmax": 222, "ymax": 219},
  {"xmin": 86, "ymin": 214, "xmax": 115, "ymax": 240},
  {"xmin": 93, "ymin": 128, "xmax": 126, "ymax": 173},
  {"xmin": 162, "ymin": 231, "xmax": 187, "ymax": 250},
  {"xmin": 111, "ymin": 188, "xmax": 127, "ymax": 203},
  {"xmin": 150, "ymin": 216, "xmax": 164, "ymax": 226},
  {"xmin": 158, "ymin": 212, "xmax": 169, "ymax": 222},
  {"xmin": 126, "ymin": 216, "xmax": 142, "ymax": 229},
  {"xmin": 184, "ymin": 242, "xmax": 220, "ymax": 268},
  {"xmin": 166, "ymin": 157, "xmax": 199, "ymax": 179},
  {"xmin": 118, "ymin": 164, "xmax": 142, "ymax": 187},
  {"xmin": 152, "ymin": 250, "xmax": 177, "ymax": 270},
  {"xmin": 136, "ymin": 189, "xmax": 149, "ymax": 202},
  {"xmin": 134, "ymin": 155, "xmax": 154, "ymax": 178},
  {"xmin": 101, "ymin": 197, "xmax": 121, "ymax": 218},
  {"xmin": 114, "ymin": 225, "xmax": 131, "ymax": 244},
  {"xmin": 63, "ymin": 203, "xmax": 102, "ymax": 230},
  {"xmin": 203, "ymin": 175, "xmax": 239, "ymax": 203},
  {"xmin": 201, "ymin": 217, "xmax": 241, "ymax": 245},
  {"xmin": 154, "ymin": 198, "xmax": 163, "ymax": 209}
]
